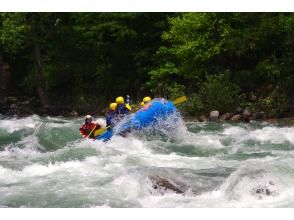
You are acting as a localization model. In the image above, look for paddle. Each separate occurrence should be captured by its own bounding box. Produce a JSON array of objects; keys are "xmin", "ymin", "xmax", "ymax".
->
[
  {"xmin": 86, "ymin": 125, "xmax": 97, "ymax": 138},
  {"xmin": 173, "ymin": 96, "xmax": 187, "ymax": 105},
  {"xmin": 94, "ymin": 126, "xmax": 110, "ymax": 137}
]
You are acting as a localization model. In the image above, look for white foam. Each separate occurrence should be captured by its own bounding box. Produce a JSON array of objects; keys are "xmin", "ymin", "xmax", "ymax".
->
[{"xmin": 0, "ymin": 115, "xmax": 41, "ymax": 133}]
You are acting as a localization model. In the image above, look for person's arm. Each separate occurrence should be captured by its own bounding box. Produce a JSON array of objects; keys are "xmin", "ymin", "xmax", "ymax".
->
[{"xmin": 79, "ymin": 127, "xmax": 87, "ymax": 138}]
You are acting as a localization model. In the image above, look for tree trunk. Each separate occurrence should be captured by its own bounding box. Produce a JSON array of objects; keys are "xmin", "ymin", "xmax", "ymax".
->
[{"xmin": 31, "ymin": 15, "xmax": 51, "ymax": 110}]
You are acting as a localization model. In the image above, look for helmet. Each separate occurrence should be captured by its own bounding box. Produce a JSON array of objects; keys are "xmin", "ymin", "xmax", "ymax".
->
[
  {"xmin": 84, "ymin": 115, "xmax": 92, "ymax": 123},
  {"xmin": 143, "ymin": 96, "xmax": 151, "ymax": 103},
  {"xmin": 85, "ymin": 115, "xmax": 92, "ymax": 120},
  {"xmin": 140, "ymin": 101, "xmax": 145, "ymax": 107},
  {"xmin": 116, "ymin": 96, "xmax": 124, "ymax": 104},
  {"xmin": 110, "ymin": 103, "xmax": 117, "ymax": 111}
]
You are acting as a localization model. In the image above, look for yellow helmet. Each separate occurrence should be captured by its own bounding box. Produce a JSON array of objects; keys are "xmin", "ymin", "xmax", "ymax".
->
[
  {"xmin": 140, "ymin": 101, "xmax": 145, "ymax": 107},
  {"xmin": 143, "ymin": 96, "xmax": 151, "ymax": 103},
  {"xmin": 110, "ymin": 103, "xmax": 117, "ymax": 111},
  {"xmin": 116, "ymin": 96, "xmax": 124, "ymax": 104}
]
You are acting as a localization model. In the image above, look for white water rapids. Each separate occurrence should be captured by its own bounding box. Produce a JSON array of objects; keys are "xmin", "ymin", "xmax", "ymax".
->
[{"xmin": 1, "ymin": 115, "xmax": 294, "ymax": 207}]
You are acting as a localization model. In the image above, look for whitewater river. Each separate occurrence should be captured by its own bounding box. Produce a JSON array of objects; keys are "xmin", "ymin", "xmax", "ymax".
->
[{"xmin": 1, "ymin": 114, "xmax": 294, "ymax": 208}]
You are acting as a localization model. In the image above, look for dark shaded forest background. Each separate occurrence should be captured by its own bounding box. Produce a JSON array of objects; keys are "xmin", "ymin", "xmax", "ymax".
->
[{"xmin": 1, "ymin": 13, "xmax": 294, "ymax": 118}]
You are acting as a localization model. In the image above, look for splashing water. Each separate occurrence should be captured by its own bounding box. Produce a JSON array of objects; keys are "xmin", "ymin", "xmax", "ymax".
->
[{"xmin": 1, "ymin": 114, "xmax": 294, "ymax": 207}]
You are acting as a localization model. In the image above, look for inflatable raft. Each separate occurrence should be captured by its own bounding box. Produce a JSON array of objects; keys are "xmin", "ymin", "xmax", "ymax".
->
[{"xmin": 96, "ymin": 98, "xmax": 180, "ymax": 141}]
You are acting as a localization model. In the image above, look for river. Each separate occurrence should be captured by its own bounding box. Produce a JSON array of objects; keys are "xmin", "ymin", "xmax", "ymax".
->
[{"xmin": 1, "ymin": 114, "xmax": 294, "ymax": 207}]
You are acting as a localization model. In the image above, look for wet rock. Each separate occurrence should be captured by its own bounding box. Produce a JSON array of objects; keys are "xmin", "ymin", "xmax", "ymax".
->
[
  {"xmin": 198, "ymin": 115, "xmax": 208, "ymax": 122},
  {"xmin": 149, "ymin": 175, "xmax": 185, "ymax": 195},
  {"xmin": 250, "ymin": 181, "xmax": 279, "ymax": 199},
  {"xmin": 231, "ymin": 114, "xmax": 242, "ymax": 121},
  {"xmin": 220, "ymin": 113, "xmax": 232, "ymax": 121},
  {"xmin": 209, "ymin": 110, "xmax": 219, "ymax": 121}
]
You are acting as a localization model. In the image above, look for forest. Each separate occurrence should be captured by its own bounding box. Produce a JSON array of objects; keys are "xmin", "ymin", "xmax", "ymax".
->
[{"xmin": 1, "ymin": 13, "xmax": 294, "ymax": 118}]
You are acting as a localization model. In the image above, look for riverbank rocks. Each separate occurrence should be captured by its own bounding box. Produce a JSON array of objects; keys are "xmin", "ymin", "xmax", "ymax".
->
[
  {"xmin": 235, "ymin": 107, "xmax": 243, "ymax": 114},
  {"xmin": 231, "ymin": 114, "xmax": 242, "ymax": 121},
  {"xmin": 209, "ymin": 110, "xmax": 219, "ymax": 121},
  {"xmin": 69, "ymin": 110, "xmax": 79, "ymax": 116},
  {"xmin": 242, "ymin": 109, "xmax": 251, "ymax": 122},
  {"xmin": 220, "ymin": 113, "xmax": 232, "ymax": 121},
  {"xmin": 252, "ymin": 112, "xmax": 265, "ymax": 120},
  {"xmin": 199, "ymin": 115, "xmax": 208, "ymax": 122}
]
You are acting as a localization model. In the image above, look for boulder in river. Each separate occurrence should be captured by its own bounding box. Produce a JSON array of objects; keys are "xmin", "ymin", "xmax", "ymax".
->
[
  {"xmin": 250, "ymin": 181, "xmax": 279, "ymax": 199},
  {"xmin": 149, "ymin": 175, "xmax": 185, "ymax": 195}
]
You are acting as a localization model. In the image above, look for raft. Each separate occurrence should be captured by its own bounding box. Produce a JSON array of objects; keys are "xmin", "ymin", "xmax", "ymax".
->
[{"xmin": 96, "ymin": 98, "xmax": 179, "ymax": 141}]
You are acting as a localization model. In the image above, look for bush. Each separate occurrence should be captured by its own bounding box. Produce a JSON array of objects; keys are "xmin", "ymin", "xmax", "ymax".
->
[
  {"xmin": 182, "ymin": 93, "xmax": 204, "ymax": 116},
  {"xmin": 199, "ymin": 74, "xmax": 242, "ymax": 113},
  {"xmin": 254, "ymin": 87, "xmax": 287, "ymax": 116}
]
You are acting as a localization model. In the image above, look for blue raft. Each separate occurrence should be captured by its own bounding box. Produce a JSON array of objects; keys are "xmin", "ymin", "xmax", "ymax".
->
[{"xmin": 96, "ymin": 98, "xmax": 179, "ymax": 141}]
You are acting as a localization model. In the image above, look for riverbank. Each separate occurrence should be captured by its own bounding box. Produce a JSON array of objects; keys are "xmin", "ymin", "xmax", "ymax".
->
[{"xmin": 1, "ymin": 95, "xmax": 294, "ymax": 126}]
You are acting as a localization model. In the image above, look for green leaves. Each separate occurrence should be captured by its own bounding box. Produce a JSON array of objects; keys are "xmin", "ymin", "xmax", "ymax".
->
[{"xmin": 0, "ymin": 13, "xmax": 27, "ymax": 54}]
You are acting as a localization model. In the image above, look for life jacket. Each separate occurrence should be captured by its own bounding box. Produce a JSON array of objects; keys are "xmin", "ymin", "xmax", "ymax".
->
[
  {"xmin": 106, "ymin": 110, "xmax": 117, "ymax": 127},
  {"xmin": 79, "ymin": 122, "xmax": 101, "ymax": 138},
  {"xmin": 115, "ymin": 103, "xmax": 130, "ymax": 116}
]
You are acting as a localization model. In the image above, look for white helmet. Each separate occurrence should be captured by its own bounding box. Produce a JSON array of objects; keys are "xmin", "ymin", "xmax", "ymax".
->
[{"xmin": 85, "ymin": 115, "xmax": 92, "ymax": 120}]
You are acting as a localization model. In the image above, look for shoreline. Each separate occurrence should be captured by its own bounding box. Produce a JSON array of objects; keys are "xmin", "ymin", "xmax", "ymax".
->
[{"xmin": 2, "ymin": 111, "xmax": 294, "ymax": 126}]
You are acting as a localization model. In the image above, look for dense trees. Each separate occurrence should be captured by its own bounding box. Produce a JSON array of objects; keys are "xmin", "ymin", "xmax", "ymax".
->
[{"xmin": 1, "ymin": 13, "xmax": 293, "ymax": 117}]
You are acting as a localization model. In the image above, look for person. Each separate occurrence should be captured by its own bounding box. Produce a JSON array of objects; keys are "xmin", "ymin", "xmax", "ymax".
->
[
  {"xmin": 141, "ymin": 96, "xmax": 152, "ymax": 107},
  {"xmin": 115, "ymin": 96, "xmax": 131, "ymax": 119},
  {"xmin": 125, "ymin": 94, "xmax": 131, "ymax": 105},
  {"xmin": 79, "ymin": 115, "xmax": 101, "ymax": 139},
  {"xmin": 106, "ymin": 103, "xmax": 118, "ymax": 129}
]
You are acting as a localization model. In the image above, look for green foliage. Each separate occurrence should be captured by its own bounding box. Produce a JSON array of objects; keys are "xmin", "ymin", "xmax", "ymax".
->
[
  {"xmin": 182, "ymin": 94, "xmax": 204, "ymax": 116},
  {"xmin": 0, "ymin": 13, "xmax": 27, "ymax": 54},
  {"xmin": 1, "ymin": 12, "xmax": 294, "ymax": 116},
  {"xmin": 199, "ymin": 74, "xmax": 241, "ymax": 112},
  {"xmin": 255, "ymin": 87, "xmax": 287, "ymax": 116},
  {"xmin": 147, "ymin": 62, "xmax": 180, "ymax": 96}
]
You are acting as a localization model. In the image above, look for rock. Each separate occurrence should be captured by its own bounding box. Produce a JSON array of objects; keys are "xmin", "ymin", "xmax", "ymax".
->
[
  {"xmin": 198, "ymin": 115, "xmax": 208, "ymax": 122},
  {"xmin": 220, "ymin": 113, "xmax": 232, "ymax": 121},
  {"xmin": 209, "ymin": 110, "xmax": 219, "ymax": 121},
  {"xmin": 250, "ymin": 181, "xmax": 278, "ymax": 198},
  {"xmin": 69, "ymin": 110, "xmax": 79, "ymax": 116},
  {"xmin": 252, "ymin": 112, "xmax": 265, "ymax": 120},
  {"xmin": 242, "ymin": 109, "xmax": 251, "ymax": 123},
  {"xmin": 235, "ymin": 107, "xmax": 243, "ymax": 114},
  {"xmin": 149, "ymin": 175, "xmax": 185, "ymax": 195},
  {"xmin": 231, "ymin": 114, "xmax": 242, "ymax": 121}
]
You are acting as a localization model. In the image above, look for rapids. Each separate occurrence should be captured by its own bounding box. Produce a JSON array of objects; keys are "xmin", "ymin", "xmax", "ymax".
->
[{"xmin": 1, "ymin": 114, "xmax": 294, "ymax": 207}]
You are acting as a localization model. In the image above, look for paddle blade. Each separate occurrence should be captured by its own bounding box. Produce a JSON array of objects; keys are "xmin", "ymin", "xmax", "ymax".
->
[
  {"xmin": 94, "ymin": 127, "xmax": 107, "ymax": 137},
  {"xmin": 173, "ymin": 96, "xmax": 187, "ymax": 105}
]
